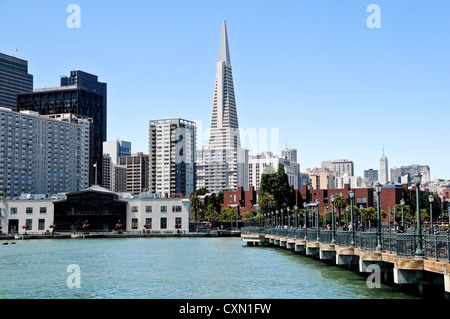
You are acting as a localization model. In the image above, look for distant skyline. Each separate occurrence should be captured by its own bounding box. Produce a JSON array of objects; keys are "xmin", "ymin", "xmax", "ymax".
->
[{"xmin": 1, "ymin": 0, "xmax": 449, "ymax": 180}]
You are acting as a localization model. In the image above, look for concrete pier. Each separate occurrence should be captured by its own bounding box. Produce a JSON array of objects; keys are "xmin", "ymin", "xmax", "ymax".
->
[{"xmin": 241, "ymin": 230, "xmax": 450, "ymax": 299}]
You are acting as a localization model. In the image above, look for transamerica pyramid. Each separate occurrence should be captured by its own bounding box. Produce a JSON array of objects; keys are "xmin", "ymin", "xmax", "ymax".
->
[
  {"xmin": 208, "ymin": 20, "xmax": 241, "ymax": 150},
  {"xmin": 196, "ymin": 21, "xmax": 248, "ymax": 193}
]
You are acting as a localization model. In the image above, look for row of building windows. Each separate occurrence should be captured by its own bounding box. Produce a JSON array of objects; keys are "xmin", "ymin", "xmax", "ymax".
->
[
  {"xmin": 131, "ymin": 205, "xmax": 183, "ymax": 213},
  {"xmin": 132, "ymin": 217, "xmax": 182, "ymax": 229},
  {"xmin": 8, "ymin": 207, "xmax": 48, "ymax": 214}
]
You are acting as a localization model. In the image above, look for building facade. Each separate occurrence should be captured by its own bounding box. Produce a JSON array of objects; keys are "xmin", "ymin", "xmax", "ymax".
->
[
  {"xmin": 0, "ymin": 187, "xmax": 190, "ymax": 234},
  {"xmin": 103, "ymin": 140, "xmax": 131, "ymax": 165},
  {"xmin": 321, "ymin": 159, "xmax": 354, "ymax": 177},
  {"xmin": 306, "ymin": 167, "xmax": 335, "ymax": 190},
  {"xmin": 196, "ymin": 21, "xmax": 249, "ymax": 193},
  {"xmin": 248, "ymin": 151, "xmax": 298, "ymax": 190},
  {"xmin": 0, "ymin": 52, "xmax": 33, "ymax": 111},
  {"xmin": 119, "ymin": 152, "xmax": 149, "ymax": 194},
  {"xmin": 0, "ymin": 108, "xmax": 91, "ymax": 198},
  {"xmin": 17, "ymin": 81, "xmax": 106, "ymax": 187},
  {"xmin": 149, "ymin": 119, "xmax": 196, "ymax": 197},
  {"xmin": 380, "ymin": 155, "xmax": 389, "ymax": 184}
]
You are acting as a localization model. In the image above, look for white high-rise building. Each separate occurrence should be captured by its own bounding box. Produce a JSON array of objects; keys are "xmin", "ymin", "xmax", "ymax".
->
[
  {"xmin": 248, "ymin": 151, "xmax": 298, "ymax": 190},
  {"xmin": 149, "ymin": 119, "xmax": 196, "ymax": 197},
  {"xmin": 196, "ymin": 20, "xmax": 248, "ymax": 193},
  {"xmin": 0, "ymin": 108, "xmax": 91, "ymax": 198},
  {"xmin": 380, "ymin": 154, "xmax": 389, "ymax": 184}
]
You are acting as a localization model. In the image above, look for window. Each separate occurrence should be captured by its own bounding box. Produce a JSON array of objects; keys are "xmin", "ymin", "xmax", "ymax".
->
[
  {"xmin": 172, "ymin": 206, "xmax": 182, "ymax": 212},
  {"xmin": 356, "ymin": 197, "xmax": 367, "ymax": 207},
  {"xmin": 131, "ymin": 206, "xmax": 138, "ymax": 213},
  {"xmin": 145, "ymin": 206, "xmax": 152, "ymax": 213},
  {"xmin": 175, "ymin": 217, "xmax": 182, "ymax": 229},
  {"xmin": 131, "ymin": 218, "xmax": 138, "ymax": 229},
  {"xmin": 26, "ymin": 207, "xmax": 33, "ymax": 214},
  {"xmin": 145, "ymin": 218, "xmax": 152, "ymax": 229},
  {"xmin": 40, "ymin": 207, "xmax": 47, "ymax": 214},
  {"xmin": 161, "ymin": 206, "xmax": 167, "ymax": 213},
  {"xmin": 161, "ymin": 217, "xmax": 167, "ymax": 229},
  {"xmin": 10, "ymin": 207, "xmax": 17, "ymax": 214},
  {"xmin": 26, "ymin": 219, "xmax": 32, "ymax": 230},
  {"xmin": 38, "ymin": 219, "xmax": 45, "ymax": 230}
]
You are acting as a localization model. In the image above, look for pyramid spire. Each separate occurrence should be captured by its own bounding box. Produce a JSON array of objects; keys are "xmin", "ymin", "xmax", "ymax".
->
[{"xmin": 218, "ymin": 20, "xmax": 231, "ymax": 65}]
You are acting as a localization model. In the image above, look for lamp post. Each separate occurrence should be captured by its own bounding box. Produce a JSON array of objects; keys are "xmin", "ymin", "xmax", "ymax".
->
[
  {"xmin": 374, "ymin": 182, "xmax": 383, "ymax": 251},
  {"xmin": 429, "ymin": 194, "xmax": 434, "ymax": 235},
  {"xmin": 275, "ymin": 209, "xmax": 280, "ymax": 228},
  {"xmin": 345, "ymin": 207, "xmax": 349, "ymax": 229},
  {"xmin": 413, "ymin": 172, "xmax": 424, "ymax": 257},
  {"xmin": 400, "ymin": 198, "xmax": 405, "ymax": 229},
  {"xmin": 359, "ymin": 204, "xmax": 363, "ymax": 230},
  {"xmin": 287, "ymin": 207, "xmax": 290, "ymax": 228},
  {"xmin": 303, "ymin": 202, "xmax": 307, "ymax": 240},
  {"xmin": 349, "ymin": 189, "xmax": 355, "ymax": 246},
  {"xmin": 294, "ymin": 205, "xmax": 298, "ymax": 228},
  {"xmin": 281, "ymin": 209, "xmax": 284, "ymax": 228},
  {"xmin": 330, "ymin": 194, "xmax": 336, "ymax": 244},
  {"xmin": 388, "ymin": 207, "xmax": 391, "ymax": 232},
  {"xmin": 315, "ymin": 199, "xmax": 320, "ymax": 241}
]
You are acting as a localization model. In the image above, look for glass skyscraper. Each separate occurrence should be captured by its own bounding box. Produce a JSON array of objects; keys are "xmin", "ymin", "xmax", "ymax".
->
[{"xmin": 0, "ymin": 52, "xmax": 33, "ymax": 111}]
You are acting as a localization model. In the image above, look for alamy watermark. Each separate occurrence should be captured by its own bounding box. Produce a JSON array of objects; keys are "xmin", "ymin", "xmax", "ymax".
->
[
  {"xmin": 67, "ymin": 264, "xmax": 81, "ymax": 288},
  {"xmin": 366, "ymin": 264, "xmax": 381, "ymax": 288},
  {"xmin": 366, "ymin": 4, "xmax": 381, "ymax": 29},
  {"xmin": 66, "ymin": 4, "xmax": 81, "ymax": 29}
]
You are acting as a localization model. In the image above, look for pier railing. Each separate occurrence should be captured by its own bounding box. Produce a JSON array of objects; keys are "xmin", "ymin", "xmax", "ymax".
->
[{"xmin": 241, "ymin": 227, "xmax": 450, "ymax": 263}]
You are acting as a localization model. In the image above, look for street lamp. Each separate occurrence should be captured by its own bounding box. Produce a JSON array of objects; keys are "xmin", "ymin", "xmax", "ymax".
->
[
  {"xmin": 330, "ymin": 194, "xmax": 336, "ymax": 244},
  {"xmin": 374, "ymin": 182, "xmax": 383, "ymax": 251},
  {"xmin": 400, "ymin": 198, "xmax": 405, "ymax": 229},
  {"xmin": 413, "ymin": 172, "xmax": 424, "ymax": 257},
  {"xmin": 429, "ymin": 194, "xmax": 434, "ymax": 235},
  {"xmin": 349, "ymin": 189, "xmax": 355, "ymax": 246},
  {"xmin": 388, "ymin": 207, "xmax": 391, "ymax": 232},
  {"xmin": 359, "ymin": 204, "xmax": 363, "ymax": 229},
  {"xmin": 287, "ymin": 207, "xmax": 290, "ymax": 228},
  {"xmin": 303, "ymin": 202, "xmax": 307, "ymax": 240},
  {"xmin": 315, "ymin": 199, "xmax": 320, "ymax": 241},
  {"xmin": 275, "ymin": 209, "xmax": 280, "ymax": 227},
  {"xmin": 294, "ymin": 205, "xmax": 298, "ymax": 228},
  {"xmin": 280, "ymin": 209, "xmax": 284, "ymax": 228}
]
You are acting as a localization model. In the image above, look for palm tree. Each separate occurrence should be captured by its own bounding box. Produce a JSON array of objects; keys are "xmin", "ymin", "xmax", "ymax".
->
[
  {"xmin": 333, "ymin": 194, "xmax": 347, "ymax": 227},
  {"xmin": 190, "ymin": 196, "xmax": 204, "ymax": 224}
]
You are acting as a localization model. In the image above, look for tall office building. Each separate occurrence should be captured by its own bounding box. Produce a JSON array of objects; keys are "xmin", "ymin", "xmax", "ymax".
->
[
  {"xmin": 102, "ymin": 154, "xmax": 127, "ymax": 193},
  {"xmin": 196, "ymin": 21, "xmax": 248, "ymax": 193},
  {"xmin": 119, "ymin": 152, "xmax": 149, "ymax": 194},
  {"xmin": 60, "ymin": 70, "xmax": 107, "ymax": 142},
  {"xmin": 0, "ymin": 53, "xmax": 33, "ymax": 111},
  {"xmin": 380, "ymin": 153, "xmax": 389, "ymax": 184},
  {"xmin": 364, "ymin": 169, "xmax": 379, "ymax": 184},
  {"xmin": 0, "ymin": 108, "xmax": 91, "ymax": 198},
  {"xmin": 17, "ymin": 76, "xmax": 107, "ymax": 186},
  {"xmin": 321, "ymin": 159, "xmax": 354, "ymax": 177},
  {"xmin": 103, "ymin": 140, "xmax": 131, "ymax": 165},
  {"xmin": 149, "ymin": 119, "xmax": 196, "ymax": 197}
]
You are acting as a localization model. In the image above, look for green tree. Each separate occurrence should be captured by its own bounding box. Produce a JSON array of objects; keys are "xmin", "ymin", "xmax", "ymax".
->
[
  {"xmin": 204, "ymin": 203, "xmax": 220, "ymax": 225},
  {"xmin": 274, "ymin": 163, "xmax": 293, "ymax": 210},
  {"xmin": 221, "ymin": 206, "xmax": 236, "ymax": 223},
  {"xmin": 258, "ymin": 193, "xmax": 276, "ymax": 215},
  {"xmin": 190, "ymin": 196, "xmax": 204, "ymax": 222},
  {"xmin": 258, "ymin": 164, "xmax": 292, "ymax": 216},
  {"xmin": 333, "ymin": 194, "xmax": 347, "ymax": 227},
  {"xmin": 410, "ymin": 191, "xmax": 440, "ymax": 222}
]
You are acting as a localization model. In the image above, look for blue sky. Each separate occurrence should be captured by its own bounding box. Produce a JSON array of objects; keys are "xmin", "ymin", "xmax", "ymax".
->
[{"xmin": 1, "ymin": 0, "xmax": 449, "ymax": 180}]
